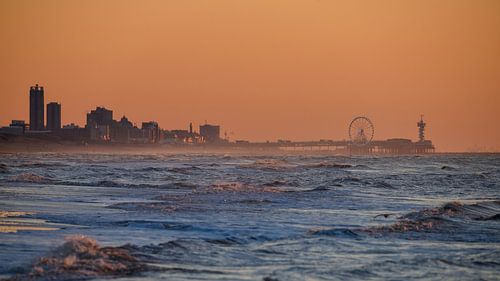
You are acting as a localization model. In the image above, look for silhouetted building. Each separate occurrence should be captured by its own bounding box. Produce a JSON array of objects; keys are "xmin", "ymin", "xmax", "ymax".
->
[
  {"xmin": 46, "ymin": 102, "xmax": 61, "ymax": 131},
  {"xmin": 62, "ymin": 123, "xmax": 79, "ymax": 129},
  {"xmin": 170, "ymin": 130, "xmax": 190, "ymax": 143},
  {"xmin": 118, "ymin": 116, "xmax": 133, "ymax": 128},
  {"xmin": 29, "ymin": 84, "xmax": 44, "ymax": 131},
  {"xmin": 11, "ymin": 120, "xmax": 26, "ymax": 131},
  {"xmin": 200, "ymin": 124, "xmax": 220, "ymax": 143},
  {"xmin": 86, "ymin": 107, "xmax": 113, "ymax": 141},
  {"xmin": 0, "ymin": 120, "xmax": 26, "ymax": 135},
  {"xmin": 59, "ymin": 124, "xmax": 89, "ymax": 142},
  {"xmin": 112, "ymin": 116, "xmax": 134, "ymax": 143},
  {"xmin": 86, "ymin": 107, "xmax": 113, "ymax": 128},
  {"xmin": 142, "ymin": 121, "xmax": 160, "ymax": 143}
]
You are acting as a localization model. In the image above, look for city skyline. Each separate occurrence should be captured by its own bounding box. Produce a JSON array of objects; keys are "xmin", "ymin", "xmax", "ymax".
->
[
  {"xmin": 1, "ymin": 82, "xmax": 436, "ymax": 155},
  {"xmin": 0, "ymin": 82, "xmax": 492, "ymax": 152},
  {"xmin": 1, "ymin": 1, "xmax": 500, "ymax": 152},
  {"xmin": 3, "ymin": 82, "xmax": 431, "ymax": 144}
]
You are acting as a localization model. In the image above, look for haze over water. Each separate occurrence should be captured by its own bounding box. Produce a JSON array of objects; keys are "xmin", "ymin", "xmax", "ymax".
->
[{"xmin": 0, "ymin": 152, "xmax": 499, "ymax": 280}]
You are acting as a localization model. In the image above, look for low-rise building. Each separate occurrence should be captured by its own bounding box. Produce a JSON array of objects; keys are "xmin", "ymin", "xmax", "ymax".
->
[{"xmin": 199, "ymin": 124, "xmax": 220, "ymax": 143}]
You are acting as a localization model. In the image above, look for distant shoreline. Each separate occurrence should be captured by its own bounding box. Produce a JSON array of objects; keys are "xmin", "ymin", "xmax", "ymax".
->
[
  {"xmin": 0, "ymin": 141, "xmax": 498, "ymax": 155},
  {"xmin": 1, "ymin": 133, "xmax": 497, "ymax": 154}
]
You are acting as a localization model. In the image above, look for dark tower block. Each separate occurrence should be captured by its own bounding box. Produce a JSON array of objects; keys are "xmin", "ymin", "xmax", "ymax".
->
[
  {"xmin": 47, "ymin": 102, "xmax": 61, "ymax": 131},
  {"xmin": 29, "ymin": 84, "xmax": 44, "ymax": 131}
]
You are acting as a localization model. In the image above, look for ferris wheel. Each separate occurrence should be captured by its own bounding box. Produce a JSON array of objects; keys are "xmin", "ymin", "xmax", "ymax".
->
[{"xmin": 349, "ymin": 116, "xmax": 374, "ymax": 145}]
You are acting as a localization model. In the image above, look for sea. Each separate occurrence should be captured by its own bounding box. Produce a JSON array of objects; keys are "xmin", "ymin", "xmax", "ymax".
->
[{"xmin": 0, "ymin": 152, "xmax": 499, "ymax": 280}]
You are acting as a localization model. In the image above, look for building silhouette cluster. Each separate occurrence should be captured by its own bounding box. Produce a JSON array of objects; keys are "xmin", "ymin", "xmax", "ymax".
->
[
  {"xmin": 0, "ymin": 83, "xmax": 435, "ymax": 154},
  {"xmin": 0, "ymin": 84, "xmax": 223, "ymax": 144}
]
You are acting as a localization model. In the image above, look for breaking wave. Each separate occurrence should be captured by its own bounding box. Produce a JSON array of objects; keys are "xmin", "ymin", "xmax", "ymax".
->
[
  {"xmin": 401, "ymin": 201, "xmax": 500, "ymax": 221},
  {"xmin": 6, "ymin": 236, "xmax": 144, "ymax": 281},
  {"xmin": 364, "ymin": 201, "xmax": 500, "ymax": 239},
  {"xmin": 308, "ymin": 201, "xmax": 500, "ymax": 242}
]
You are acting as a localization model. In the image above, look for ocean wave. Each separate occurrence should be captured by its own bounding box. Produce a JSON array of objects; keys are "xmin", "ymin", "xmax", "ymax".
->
[
  {"xmin": 308, "ymin": 228, "xmax": 359, "ymax": 238},
  {"xmin": 204, "ymin": 237, "xmax": 246, "ymax": 245},
  {"xmin": 333, "ymin": 176, "xmax": 363, "ymax": 185},
  {"xmin": 137, "ymin": 166, "xmax": 165, "ymax": 172},
  {"xmin": 8, "ymin": 173, "xmax": 54, "ymax": 183},
  {"xmin": 173, "ymin": 181, "xmax": 198, "ymax": 188},
  {"xmin": 0, "ymin": 163, "xmax": 8, "ymax": 174},
  {"xmin": 402, "ymin": 201, "xmax": 500, "ymax": 221},
  {"xmin": 301, "ymin": 162, "xmax": 353, "ymax": 169},
  {"xmin": 262, "ymin": 180, "xmax": 289, "ymax": 187},
  {"xmin": 169, "ymin": 166, "xmax": 201, "ymax": 174},
  {"xmin": 237, "ymin": 199, "xmax": 274, "ymax": 204},
  {"xmin": 55, "ymin": 180, "xmax": 181, "ymax": 190},
  {"xmin": 367, "ymin": 217, "xmax": 456, "ymax": 233},
  {"xmin": 6, "ymin": 235, "xmax": 145, "ymax": 280},
  {"xmin": 108, "ymin": 202, "xmax": 178, "ymax": 213},
  {"xmin": 304, "ymin": 186, "xmax": 331, "ymax": 192},
  {"xmin": 365, "ymin": 201, "xmax": 500, "ymax": 236},
  {"xmin": 238, "ymin": 159, "xmax": 295, "ymax": 171},
  {"xmin": 308, "ymin": 201, "xmax": 500, "ymax": 241},
  {"xmin": 441, "ymin": 165, "xmax": 458, "ymax": 171},
  {"xmin": 205, "ymin": 234, "xmax": 273, "ymax": 245},
  {"xmin": 205, "ymin": 182, "xmax": 283, "ymax": 193},
  {"xmin": 369, "ymin": 180, "xmax": 396, "ymax": 189},
  {"xmin": 16, "ymin": 162, "xmax": 69, "ymax": 168}
]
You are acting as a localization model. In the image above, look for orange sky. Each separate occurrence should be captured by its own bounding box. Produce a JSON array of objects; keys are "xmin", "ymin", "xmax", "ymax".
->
[{"xmin": 1, "ymin": 0, "xmax": 499, "ymax": 152}]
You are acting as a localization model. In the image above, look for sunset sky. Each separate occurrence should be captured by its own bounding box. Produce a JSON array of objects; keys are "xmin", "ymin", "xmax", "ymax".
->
[{"xmin": 1, "ymin": 0, "xmax": 499, "ymax": 152}]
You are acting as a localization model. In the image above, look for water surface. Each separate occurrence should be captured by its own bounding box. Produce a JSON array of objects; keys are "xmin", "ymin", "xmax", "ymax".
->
[{"xmin": 0, "ymin": 153, "xmax": 499, "ymax": 280}]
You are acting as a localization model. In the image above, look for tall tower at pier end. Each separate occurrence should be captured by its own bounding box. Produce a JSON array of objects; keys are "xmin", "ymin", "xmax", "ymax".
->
[
  {"xmin": 417, "ymin": 115, "xmax": 426, "ymax": 142},
  {"xmin": 29, "ymin": 84, "xmax": 44, "ymax": 131}
]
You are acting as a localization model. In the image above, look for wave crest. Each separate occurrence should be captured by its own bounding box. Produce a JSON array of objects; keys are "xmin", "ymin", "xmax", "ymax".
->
[
  {"xmin": 302, "ymin": 162, "xmax": 352, "ymax": 169},
  {"xmin": 9, "ymin": 173, "xmax": 53, "ymax": 183},
  {"xmin": 366, "ymin": 201, "xmax": 500, "ymax": 235},
  {"xmin": 239, "ymin": 159, "xmax": 294, "ymax": 171},
  {"xmin": 8, "ymin": 235, "xmax": 144, "ymax": 280},
  {"xmin": 206, "ymin": 182, "xmax": 282, "ymax": 193}
]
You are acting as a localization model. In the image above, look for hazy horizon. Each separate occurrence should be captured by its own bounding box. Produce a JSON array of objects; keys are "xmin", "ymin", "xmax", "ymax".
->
[{"xmin": 1, "ymin": 0, "xmax": 499, "ymax": 152}]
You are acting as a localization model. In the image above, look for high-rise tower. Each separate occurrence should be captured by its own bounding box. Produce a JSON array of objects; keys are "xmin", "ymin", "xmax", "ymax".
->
[
  {"xmin": 47, "ymin": 102, "xmax": 61, "ymax": 131},
  {"xmin": 29, "ymin": 84, "xmax": 44, "ymax": 131},
  {"xmin": 417, "ymin": 115, "xmax": 426, "ymax": 142}
]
